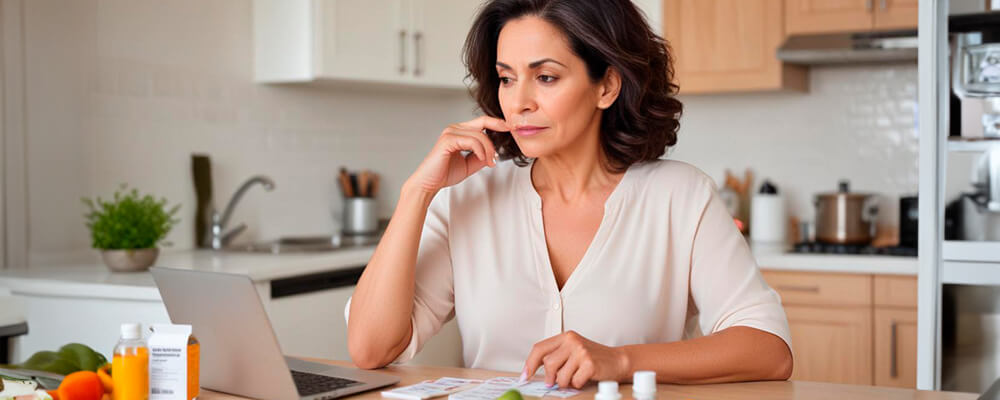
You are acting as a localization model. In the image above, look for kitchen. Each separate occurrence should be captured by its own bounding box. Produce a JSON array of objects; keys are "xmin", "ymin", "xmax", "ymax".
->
[{"xmin": 0, "ymin": 0, "xmax": 997, "ymax": 399}]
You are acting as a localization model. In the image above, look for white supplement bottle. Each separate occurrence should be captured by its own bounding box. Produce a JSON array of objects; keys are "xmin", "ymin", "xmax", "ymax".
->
[
  {"xmin": 595, "ymin": 381, "xmax": 621, "ymax": 400},
  {"xmin": 632, "ymin": 371, "xmax": 656, "ymax": 400}
]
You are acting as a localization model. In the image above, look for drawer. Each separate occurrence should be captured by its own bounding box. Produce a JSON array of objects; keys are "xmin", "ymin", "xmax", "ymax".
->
[
  {"xmin": 874, "ymin": 275, "xmax": 918, "ymax": 308},
  {"xmin": 761, "ymin": 270, "xmax": 872, "ymax": 307}
]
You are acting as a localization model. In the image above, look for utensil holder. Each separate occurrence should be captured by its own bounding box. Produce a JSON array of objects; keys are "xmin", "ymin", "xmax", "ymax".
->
[{"xmin": 343, "ymin": 198, "xmax": 377, "ymax": 235}]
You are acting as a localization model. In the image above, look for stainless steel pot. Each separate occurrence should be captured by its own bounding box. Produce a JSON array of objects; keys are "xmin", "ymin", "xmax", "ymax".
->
[{"xmin": 814, "ymin": 180, "xmax": 879, "ymax": 245}]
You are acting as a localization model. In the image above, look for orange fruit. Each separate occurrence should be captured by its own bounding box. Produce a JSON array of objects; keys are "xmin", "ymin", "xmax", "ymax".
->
[
  {"xmin": 57, "ymin": 371, "xmax": 105, "ymax": 400},
  {"xmin": 96, "ymin": 363, "xmax": 113, "ymax": 393}
]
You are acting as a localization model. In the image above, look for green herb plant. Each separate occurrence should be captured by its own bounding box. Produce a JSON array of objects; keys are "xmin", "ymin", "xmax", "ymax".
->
[{"xmin": 82, "ymin": 184, "xmax": 180, "ymax": 250}]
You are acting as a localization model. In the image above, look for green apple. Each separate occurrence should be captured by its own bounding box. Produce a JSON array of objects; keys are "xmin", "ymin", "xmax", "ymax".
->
[{"xmin": 496, "ymin": 389, "xmax": 524, "ymax": 400}]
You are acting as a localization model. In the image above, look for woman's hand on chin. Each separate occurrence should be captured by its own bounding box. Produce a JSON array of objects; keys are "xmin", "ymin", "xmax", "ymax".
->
[
  {"xmin": 521, "ymin": 330, "xmax": 630, "ymax": 390},
  {"xmin": 404, "ymin": 116, "xmax": 510, "ymax": 195}
]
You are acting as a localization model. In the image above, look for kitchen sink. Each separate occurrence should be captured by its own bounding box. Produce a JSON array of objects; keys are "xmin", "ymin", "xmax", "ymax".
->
[{"xmin": 226, "ymin": 235, "xmax": 380, "ymax": 254}]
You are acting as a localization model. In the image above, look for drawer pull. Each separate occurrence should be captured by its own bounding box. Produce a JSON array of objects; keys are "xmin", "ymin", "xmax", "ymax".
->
[
  {"xmin": 776, "ymin": 284, "xmax": 821, "ymax": 293},
  {"xmin": 890, "ymin": 320, "xmax": 898, "ymax": 378}
]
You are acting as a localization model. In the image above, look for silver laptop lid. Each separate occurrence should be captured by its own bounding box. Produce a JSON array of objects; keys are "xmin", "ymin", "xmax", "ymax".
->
[{"xmin": 151, "ymin": 267, "xmax": 300, "ymax": 400}]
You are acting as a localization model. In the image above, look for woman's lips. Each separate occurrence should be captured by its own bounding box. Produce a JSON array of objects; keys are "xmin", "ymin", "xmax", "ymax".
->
[{"xmin": 514, "ymin": 126, "xmax": 546, "ymax": 137}]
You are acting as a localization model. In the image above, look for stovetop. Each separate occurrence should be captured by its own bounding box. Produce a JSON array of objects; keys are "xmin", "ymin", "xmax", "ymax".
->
[{"xmin": 791, "ymin": 242, "xmax": 918, "ymax": 257}]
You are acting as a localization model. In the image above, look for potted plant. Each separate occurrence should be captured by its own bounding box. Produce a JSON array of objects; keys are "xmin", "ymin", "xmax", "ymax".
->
[{"xmin": 82, "ymin": 185, "xmax": 180, "ymax": 272}]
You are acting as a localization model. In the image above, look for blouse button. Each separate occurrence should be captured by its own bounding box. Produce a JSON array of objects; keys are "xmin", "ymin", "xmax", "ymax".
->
[{"xmin": 553, "ymin": 302, "xmax": 560, "ymax": 310}]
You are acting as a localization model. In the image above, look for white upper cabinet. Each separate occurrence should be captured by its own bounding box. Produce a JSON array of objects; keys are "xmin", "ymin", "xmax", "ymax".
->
[
  {"xmin": 411, "ymin": 0, "xmax": 482, "ymax": 88},
  {"xmin": 253, "ymin": 0, "xmax": 480, "ymax": 89}
]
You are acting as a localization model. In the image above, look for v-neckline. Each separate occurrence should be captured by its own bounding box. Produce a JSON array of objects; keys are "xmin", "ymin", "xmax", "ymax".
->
[{"xmin": 520, "ymin": 160, "xmax": 633, "ymax": 297}]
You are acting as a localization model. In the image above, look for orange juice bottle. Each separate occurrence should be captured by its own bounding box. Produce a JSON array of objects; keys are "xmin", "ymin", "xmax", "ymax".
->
[
  {"xmin": 113, "ymin": 323, "xmax": 149, "ymax": 400},
  {"xmin": 187, "ymin": 335, "xmax": 199, "ymax": 400}
]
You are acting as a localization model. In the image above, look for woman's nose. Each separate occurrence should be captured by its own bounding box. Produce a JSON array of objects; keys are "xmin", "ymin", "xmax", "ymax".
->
[{"xmin": 512, "ymin": 81, "xmax": 537, "ymax": 114}]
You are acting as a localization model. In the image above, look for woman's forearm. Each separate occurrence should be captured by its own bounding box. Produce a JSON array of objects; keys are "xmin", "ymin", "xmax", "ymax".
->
[
  {"xmin": 619, "ymin": 326, "xmax": 793, "ymax": 384},
  {"xmin": 347, "ymin": 181, "xmax": 436, "ymax": 369}
]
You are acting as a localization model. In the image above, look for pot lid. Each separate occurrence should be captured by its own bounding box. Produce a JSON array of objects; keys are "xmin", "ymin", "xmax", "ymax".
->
[{"xmin": 815, "ymin": 180, "xmax": 875, "ymax": 199}]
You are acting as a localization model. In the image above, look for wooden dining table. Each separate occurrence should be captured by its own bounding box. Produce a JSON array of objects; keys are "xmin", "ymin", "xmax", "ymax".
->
[{"xmin": 194, "ymin": 359, "xmax": 979, "ymax": 400}]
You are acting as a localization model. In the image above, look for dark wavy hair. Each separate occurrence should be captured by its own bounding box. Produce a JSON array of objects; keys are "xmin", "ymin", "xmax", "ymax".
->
[{"xmin": 463, "ymin": 0, "xmax": 683, "ymax": 173}]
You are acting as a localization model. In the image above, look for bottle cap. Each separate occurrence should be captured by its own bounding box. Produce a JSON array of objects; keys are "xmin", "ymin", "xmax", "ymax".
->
[
  {"xmin": 120, "ymin": 323, "xmax": 142, "ymax": 340},
  {"xmin": 632, "ymin": 371, "xmax": 656, "ymax": 399},
  {"xmin": 595, "ymin": 381, "xmax": 621, "ymax": 400}
]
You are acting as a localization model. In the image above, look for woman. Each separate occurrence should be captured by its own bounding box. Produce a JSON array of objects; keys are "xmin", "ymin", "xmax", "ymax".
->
[{"xmin": 347, "ymin": 0, "xmax": 793, "ymax": 388}]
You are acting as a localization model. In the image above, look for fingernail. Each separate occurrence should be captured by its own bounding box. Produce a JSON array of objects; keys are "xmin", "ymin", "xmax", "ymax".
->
[
  {"xmin": 519, "ymin": 371, "xmax": 527, "ymax": 383},
  {"xmin": 493, "ymin": 152, "xmax": 499, "ymax": 166}
]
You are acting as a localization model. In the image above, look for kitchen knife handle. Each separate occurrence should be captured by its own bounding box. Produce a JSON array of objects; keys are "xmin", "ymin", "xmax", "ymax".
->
[
  {"xmin": 399, "ymin": 30, "xmax": 408, "ymax": 75},
  {"xmin": 890, "ymin": 320, "xmax": 898, "ymax": 378}
]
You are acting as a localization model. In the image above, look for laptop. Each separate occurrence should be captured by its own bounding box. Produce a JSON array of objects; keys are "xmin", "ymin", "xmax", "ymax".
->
[{"xmin": 151, "ymin": 267, "xmax": 400, "ymax": 400}]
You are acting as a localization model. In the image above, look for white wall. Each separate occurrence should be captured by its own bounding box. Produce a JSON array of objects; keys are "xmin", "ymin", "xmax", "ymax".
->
[
  {"xmin": 18, "ymin": 0, "xmax": 475, "ymax": 264},
  {"xmin": 13, "ymin": 0, "xmax": 920, "ymax": 265}
]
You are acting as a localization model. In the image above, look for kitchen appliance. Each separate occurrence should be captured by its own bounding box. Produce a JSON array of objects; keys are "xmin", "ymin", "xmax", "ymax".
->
[
  {"xmin": 790, "ymin": 241, "xmax": 917, "ymax": 257},
  {"xmin": 151, "ymin": 267, "xmax": 400, "ymax": 400},
  {"xmin": 813, "ymin": 180, "xmax": 880, "ymax": 245},
  {"xmin": 899, "ymin": 195, "xmax": 919, "ymax": 249},
  {"xmin": 950, "ymin": 12, "xmax": 1000, "ymax": 139},
  {"xmin": 974, "ymin": 148, "xmax": 1000, "ymax": 212},
  {"xmin": 945, "ymin": 148, "xmax": 1000, "ymax": 241},
  {"xmin": 777, "ymin": 29, "xmax": 917, "ymax": 65}
]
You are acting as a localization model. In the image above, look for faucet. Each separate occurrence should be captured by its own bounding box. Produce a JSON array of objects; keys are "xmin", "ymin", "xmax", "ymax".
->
[{"xmin": 206, "ymin": 175, "xmax": 276, "ymax": 249}]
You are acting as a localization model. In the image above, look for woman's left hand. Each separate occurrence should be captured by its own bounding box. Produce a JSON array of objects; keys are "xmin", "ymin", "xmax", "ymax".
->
[{"xmin": 521, "ymin": 331, "xmax": 630, "ymax": 389}]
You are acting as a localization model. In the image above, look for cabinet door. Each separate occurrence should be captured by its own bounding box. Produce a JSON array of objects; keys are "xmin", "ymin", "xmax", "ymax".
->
[
  {"xmin": 873, "ymin": 0, "xmax": 918, "ymax": 30},
  {"xmin": 663, "ymin": 0, "xmax": 806, "ymax": 94},
  {"xmin": 411, "ymin": 0, "xmax": 480, "ymax": 88},
  {"xmin": 784, "ymin": 305, "xmax": 873, "ymax": 385},
  {"xmin": 318, "ymin": 0, "xmax": 411, "ymax": 83},
  {"xmin": 785, "ymin": 0, "xmax": 873, "ymax": 35},
  {"xmin": 874, "ymin": 308, "xmax": 918, "ymax": 388}
]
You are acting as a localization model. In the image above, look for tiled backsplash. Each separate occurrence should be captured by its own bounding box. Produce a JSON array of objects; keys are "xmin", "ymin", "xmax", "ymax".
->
[
  {"xmin": 672, "ymin": 64, "xmax": 919, "ymax": 234},
  {"xmin": 17, "ymin": 0, "xmax": 917, "ymax": 265}
]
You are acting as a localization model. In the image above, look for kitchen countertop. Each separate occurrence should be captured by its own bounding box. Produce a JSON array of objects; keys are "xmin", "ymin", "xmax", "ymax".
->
[
  {"xmin": 0, "ymin": 246, "xmax": 376, "ymax": 300},
  {"xmin": 0, "ymin": 243, "xmax": 917, "ymax": 301},
  {"xmin": 752, "ymin": 243, "xmax": 918, "ymax": 275}
]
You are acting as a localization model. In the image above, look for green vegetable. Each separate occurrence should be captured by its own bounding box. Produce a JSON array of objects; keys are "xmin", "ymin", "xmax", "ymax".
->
[
  {"xmin": 497, "ymin": 389, "xmax": 524, "ymax": 400},
  {"xmin": 82, "ymin": 184, "xmax": 180, "ymax": 249},
  {"xmin": 56, "ymin": 343, "xmax": 106, "ymax": 372},
  {"xmin": 17, "ymin": 344, "xmax": 107, "ymax": 375}
]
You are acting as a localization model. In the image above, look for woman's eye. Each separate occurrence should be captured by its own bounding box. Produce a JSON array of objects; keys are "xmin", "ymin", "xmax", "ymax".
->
[
  {"xmin": 539, "ymin": 75, "xmax": 557, "ymax": 83},
  {"xmin": 499, "ymin": 77, "xmax": 512, "ymax": 85}
]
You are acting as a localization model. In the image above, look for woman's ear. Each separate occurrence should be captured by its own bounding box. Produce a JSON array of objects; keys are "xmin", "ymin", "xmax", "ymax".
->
[{"xmin": 596, "ymin": 67, "xmax": 622, "ymax": 110}]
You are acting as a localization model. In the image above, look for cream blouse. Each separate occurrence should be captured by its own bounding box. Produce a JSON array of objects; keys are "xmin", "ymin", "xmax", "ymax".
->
[{"xmin": 346, "ymin": 159, "xmax": 791, "ymax": 372}]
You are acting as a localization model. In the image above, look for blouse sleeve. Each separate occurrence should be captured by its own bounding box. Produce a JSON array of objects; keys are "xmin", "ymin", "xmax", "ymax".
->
[
  {"xmin": 687, "ymin": 178, "xmax": 793, "ymax": 351},
  {"xmin": 344, "ymin": 189, "xmax": 456, "ymax": 364}
]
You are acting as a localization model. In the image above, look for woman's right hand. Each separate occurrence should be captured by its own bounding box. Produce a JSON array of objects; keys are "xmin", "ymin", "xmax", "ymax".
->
[{"xmin": 405, "ymin": 116, "xmax": 511, "ymax": 195}]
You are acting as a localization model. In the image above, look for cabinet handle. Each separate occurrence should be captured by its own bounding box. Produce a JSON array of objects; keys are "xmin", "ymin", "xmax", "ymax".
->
[
  {"xmin": 776, "ymin": 284, "xmax": 820, "ymax": 293},
  {"xmin": 865, "ymin": 0, "xmax": 873, "ymax": 11},
  {"xmin": 413, "ymin": 31, "xmax": 423, "ymax": 77},
  {"xmin": 880, "ymin": 0, "xmax": 887, "ymax": 10},
  {"xmin": 399, "ymin": 30, "xmax": 408, "ymax": 75},
  {"xmin": 890, "ymin": 320, "xmax": 898, "ymax": 378}
]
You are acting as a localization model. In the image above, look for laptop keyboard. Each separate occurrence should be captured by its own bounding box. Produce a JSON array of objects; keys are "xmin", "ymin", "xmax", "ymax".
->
[{"xmin": 291, "ymin": 370, "xmax": 363, "ymax": 396}]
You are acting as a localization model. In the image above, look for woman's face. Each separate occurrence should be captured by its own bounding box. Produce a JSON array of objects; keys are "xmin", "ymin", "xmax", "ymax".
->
[{"xmin": 495, "ymin": 16, "xmax": 616, "ymax": 159}]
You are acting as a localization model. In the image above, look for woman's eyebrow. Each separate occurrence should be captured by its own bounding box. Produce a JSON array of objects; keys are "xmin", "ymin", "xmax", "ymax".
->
[{"xmin": 495, "ymin": 58, "xmax": 567, "ymax": 70}]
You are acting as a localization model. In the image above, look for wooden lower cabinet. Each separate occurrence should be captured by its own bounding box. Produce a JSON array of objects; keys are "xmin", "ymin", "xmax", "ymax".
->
[
  {"xmin": 762, "ymin": 270, "xmax": 918, "ymax": 388},
  {"xmin": 874, "ymin": 306, "xmax": 919, "ymax": 388},
  {"xmin": 784, "ymin": 304, "xmax": 873, "ymax": 385}
]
